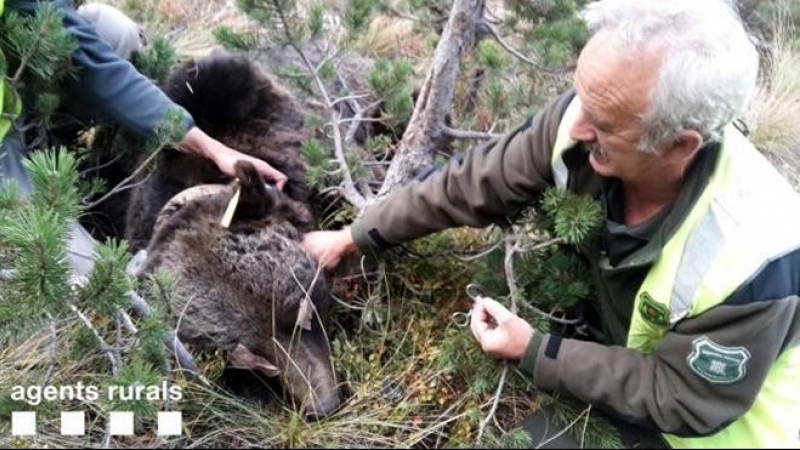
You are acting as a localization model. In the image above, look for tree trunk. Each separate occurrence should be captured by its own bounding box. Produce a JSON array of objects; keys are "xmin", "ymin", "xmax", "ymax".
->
[{"xmin": 376, "ymin": 0, "xmax": 486, "ymax": 197}]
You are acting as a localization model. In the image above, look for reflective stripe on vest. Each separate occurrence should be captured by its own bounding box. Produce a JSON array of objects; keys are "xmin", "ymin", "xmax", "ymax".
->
[{"xmin": 551, "ymin": 96, "xmax": 800, "ymax": 448}]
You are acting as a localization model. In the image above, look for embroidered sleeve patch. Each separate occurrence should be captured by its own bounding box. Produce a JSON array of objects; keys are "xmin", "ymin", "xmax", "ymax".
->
[
  {"xmin": 638, "ymin": 292, "xmax": 669, "ymax": 327},
  {"xmin": 687, "ymin": 336, "xmax": 751, "ymax": 384}
]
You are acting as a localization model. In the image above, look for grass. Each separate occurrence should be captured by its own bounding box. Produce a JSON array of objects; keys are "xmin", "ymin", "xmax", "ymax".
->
[
  {"xmin": 746, "ymin": 16, "xmax": 800, "ymax": 190},
  {"xmin": 0, "ymin": 228, "xmax": 619, "ymax": 448}
]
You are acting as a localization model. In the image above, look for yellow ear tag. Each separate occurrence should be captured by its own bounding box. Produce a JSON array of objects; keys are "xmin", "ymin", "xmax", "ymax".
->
[{"xmin": 220, "ymin": 183, "xmax": 241, "ymax": 228}]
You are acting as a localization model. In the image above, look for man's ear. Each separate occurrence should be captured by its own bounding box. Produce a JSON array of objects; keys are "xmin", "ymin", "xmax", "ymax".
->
[{"xmin": 666, "ymin": 129, "xmax": 704, "ymax": 166}]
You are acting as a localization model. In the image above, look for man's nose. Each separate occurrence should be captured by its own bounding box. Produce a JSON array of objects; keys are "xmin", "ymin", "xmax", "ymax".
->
[{"xmin": 569, "ymin": 109, "xmax": 597, "ymax": 142}]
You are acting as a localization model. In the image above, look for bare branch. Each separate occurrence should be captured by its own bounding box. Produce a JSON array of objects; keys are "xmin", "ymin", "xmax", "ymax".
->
[
  {"xmin": 82, "ymin": 146, "xmax": 161, "ymax": 210},
  {"xmin": 41, "ymin": 318, "xmax": 58, "ymax": 387},
  {"xmin": 127, "ymin": 290, "xmax": 208, "ymax": 384},
  {"xmin": 477, "ymin": 230, "xmax": 519, "ymax": 442},
  {"xmin": 270, "ymin": 0, "xmax": 369, "ymax": 209},
  {"xmin": 442, "ymin": 125, "xmax": 501, "ymax": 141},
  {"xmin": 68, "ymin": 303, "xmax": 121, "ymax": 375},
  {"xmin": 477, "ymin": 364, "xmax": 509, "ymax": 441},
  {"xmin": 336, "ymin": 117, "xmax": 385, "ymax": 125},
  {"xmin": 330, "ymin": 93, "xmax": 371, "ymax": 107},
  {"xmin": 481, "ymin": 21, "xmax": 566, "ymax": 75},
  {"xmin": 379, "ymin": 0, "xmax": 487, "ymax": 195}
]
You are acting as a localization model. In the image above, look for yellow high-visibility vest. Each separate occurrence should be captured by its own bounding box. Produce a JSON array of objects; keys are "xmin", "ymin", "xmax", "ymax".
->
[
  {"xmin": 0, "ymin": 0, "xmax": 23, "ymax": 143},
  {"xmin": 552, "ymin": 97, "xmax": 800, "ymax": 448}
]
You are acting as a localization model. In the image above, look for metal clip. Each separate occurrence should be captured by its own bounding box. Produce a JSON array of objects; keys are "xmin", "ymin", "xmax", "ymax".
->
[
  {"xmin": 466, "ymin": 283, "xmax": 485, "ymax": 301},
  {"xmin": 451, "ymin": 283, "xmax": 486, "ymax": 328}
]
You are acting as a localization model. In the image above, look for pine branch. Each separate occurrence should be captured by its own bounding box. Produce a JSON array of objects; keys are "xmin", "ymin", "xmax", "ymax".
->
[
  {"xmin": 268, "ymin": 0, "xmax": 369, "ymax": 209},
  {"xmin": 10, "ymin": 14, "xmax": 48, "ymax": 86},
  {"xmin": 68, "ymin": 303, "xmax": 121, "ymax": 375}
]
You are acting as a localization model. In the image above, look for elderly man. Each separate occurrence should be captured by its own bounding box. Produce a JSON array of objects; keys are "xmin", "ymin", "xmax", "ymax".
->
[{"xmin": 303, "ymin": 0, "xmax": 800, "ymax": 447}]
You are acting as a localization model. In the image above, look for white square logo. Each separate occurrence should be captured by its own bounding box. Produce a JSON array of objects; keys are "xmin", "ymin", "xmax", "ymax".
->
[
  {"xmin": 11, "ymin": 411, "xmax": 36, "ymax": 436},
  {"xmin": 108, "ymin": 411, "xmax": 134, "ymax": 436},
  {"xmin": 157, "ymin": 411, "xmax": 182, "ymax": 436},
  {"xmin": 61, "ymin": 411, "xmax": 86, "ymax": 436}
]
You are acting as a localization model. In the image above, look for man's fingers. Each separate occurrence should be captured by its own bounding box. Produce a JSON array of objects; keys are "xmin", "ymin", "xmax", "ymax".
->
[
  {"xmin": 469, "ymin": 300, "xmax": 493, "ymax": 340},
  {"xmin": 479, "ymin": 297, "xmax": 514, "ymax": 323},
  {"xmin": 255, "ymin": 161, "xmax": 287, "ymax": 190}
]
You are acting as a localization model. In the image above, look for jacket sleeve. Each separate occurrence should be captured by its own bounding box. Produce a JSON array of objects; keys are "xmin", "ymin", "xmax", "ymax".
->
[
  {"xmin": 519, "ymin": 296, "xmax": 800, "ymax": 436},
  {"xmin": 350, "ymin": 91, "xmax": 574, "ymax": 252},
  {"xmin": 7, "ymin": 0, "xmax": 194, "ymax": 140}
]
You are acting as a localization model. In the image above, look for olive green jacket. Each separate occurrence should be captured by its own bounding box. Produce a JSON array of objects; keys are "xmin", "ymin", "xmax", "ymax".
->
[{"xmin": 350, "ymin": 91, "xmax": 800, "ymax": 443}]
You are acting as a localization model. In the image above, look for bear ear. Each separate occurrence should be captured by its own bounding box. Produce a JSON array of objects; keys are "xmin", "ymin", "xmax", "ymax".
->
[
  {"xmin": 232, "ymin": 161, "xmax": 276, "ymax": 220},
  {"xmin": 155, "ymin": 184, "xmax": 230, "ymax": 228},
  {"xmin": 228, "ymin": 343, "xmax": 281, "ymax": 377}
]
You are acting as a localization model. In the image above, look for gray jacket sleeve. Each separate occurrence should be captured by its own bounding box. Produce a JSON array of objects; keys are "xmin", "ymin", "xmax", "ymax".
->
[
  {"xmin": 520, "ymin": 297, "xmax": 800, "ymax": 436},
  {"xmin": 6, "ymin": 0, "xmax": 194, "ymax": 140}
]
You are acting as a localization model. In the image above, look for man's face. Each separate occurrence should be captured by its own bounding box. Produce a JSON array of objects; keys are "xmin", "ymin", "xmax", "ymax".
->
[{"xmin": 570, "ymin": 35, "xmax": 664, "ymax": 183}]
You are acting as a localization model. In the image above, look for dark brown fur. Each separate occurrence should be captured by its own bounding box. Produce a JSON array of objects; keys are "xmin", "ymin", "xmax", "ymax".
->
[
  {"xmin": 125, "ymin": 51, "xmax": 310, "ymax": 252},
  {"xmin": 140, "ymin": 162, "xmax": 339, "ymax": 418}
]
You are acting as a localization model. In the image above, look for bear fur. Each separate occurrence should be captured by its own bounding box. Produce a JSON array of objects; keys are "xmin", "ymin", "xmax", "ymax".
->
[
  {"xmin": 125, "ymin": 52, "xmax": 310, "ymax": 252},
  {"xmin": 139, "ymin": 161, "xmax": 339, "ymax": 419}
]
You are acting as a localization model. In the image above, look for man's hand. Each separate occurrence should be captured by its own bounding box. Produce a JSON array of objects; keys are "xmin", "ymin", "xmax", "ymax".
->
[
  {"xmin": 301, "ymin": 228, "xmax": 358, "ymax": 270},
  {"xmin": 470, "ymin": 297, "xmax": 535, "ymax": 360},
  {"xmin": 180, "ymin": 127, "xmax": 288, "ymax": 190}
]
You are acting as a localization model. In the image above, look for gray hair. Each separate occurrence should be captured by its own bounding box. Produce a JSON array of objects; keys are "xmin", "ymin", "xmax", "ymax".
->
[{"xmin": 581, "ymin": 0, "xmax": 759, "ymax": 153}]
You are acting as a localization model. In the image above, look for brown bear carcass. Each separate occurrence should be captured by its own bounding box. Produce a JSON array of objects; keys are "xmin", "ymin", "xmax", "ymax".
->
[{"xmin": 128, "ymin": 53, "xmax": 340, "ymax": 419}]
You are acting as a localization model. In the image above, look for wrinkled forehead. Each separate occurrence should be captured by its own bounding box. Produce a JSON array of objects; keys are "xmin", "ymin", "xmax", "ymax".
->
[{"xmin": 574, "ymin": 34, "xmax": 661, "ymax": 124}]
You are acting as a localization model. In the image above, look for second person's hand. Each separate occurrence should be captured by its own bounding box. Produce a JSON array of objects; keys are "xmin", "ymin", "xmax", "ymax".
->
[{"xmin": 301, "ymin": 227, "xmax": 359, "ymax": 270}]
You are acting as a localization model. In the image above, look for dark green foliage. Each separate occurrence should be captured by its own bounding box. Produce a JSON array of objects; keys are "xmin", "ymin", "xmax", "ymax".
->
[
  {"xmin": 540, "ymin": 187, "xmax": 602, "ymax": 244},
  {"xmin": 213, "ymin": 26, "xmax": 259, "ymax": 51},
  {"xmin": 132, "ymin": 36, "xmax": 178, "ymax": 85},
  {"xmin": 0, "ymin": 3, "xmax": 78, "ymax": 124},
  {"xmin": 128, "ymin": 271, "xmax": 174, "ymax": 369},
  {"xmin": 105, "ymin": 360, "xmax": 161, "ymax": 423},
  {"xmin": 481, "ymin": 80, "xmax": 509, "ymax": 118},
  {"xmin": 238, "ymin": 0, "xmax": 303, "ymax": 43},
  {"xmin": 300, "ymin": 138, "xmax": 335, "ymax": 188},
  {"xmin": 539, "ymin": 394, "xmax": 622, "ymax": 448},
  {"xmin": 281, "ymin": 63, "xmax": 314, "ymax": 94},
  {"xmin": 318, "ymin": 58, "xmax": 336, "ymax": 82},
  {"xmin": 24, "ymin": 149, "xmax": 82, "ymax": 221},
  {"xmin": 476, "ymin": 40, "xmax": 509, "ymax": 71},
  {"xmin": 32, "ymin": 92, "xmax": 61, "ymax": 126},
  {"xmin": 0, "ymin": 4, "xmax": 78, "ymax": 83},
  {"xmin": 519, "ymin": 251, "xmax": 591, "ymax": 311},
  {"xmin": 0, "ymin": 206, "xmax": 71, "ymax": 327},
  {"xmin": 517, "ymin": 0, "xmax": 589, "ymax": 66},
  {"xmin": 0, "ymin": 183, "xmax": 22, "ymax": 212},
  {"xmin": 344, "ymin": 0, "xmax": 379, "ymax": 35},
  {"xmin": 79, "ymin": 239, "xmax": 132, "ymax": 316},
  {"xmin": 151, "ymin": 108, "xmax": 190, "ymax": 150},
  {"xmin": 308, "ymin": 1, "xmax": 325, "ymax": 38},
  {"xmin": 367, "ymin": 58, "xmax": 414, "ymax": 133}
]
